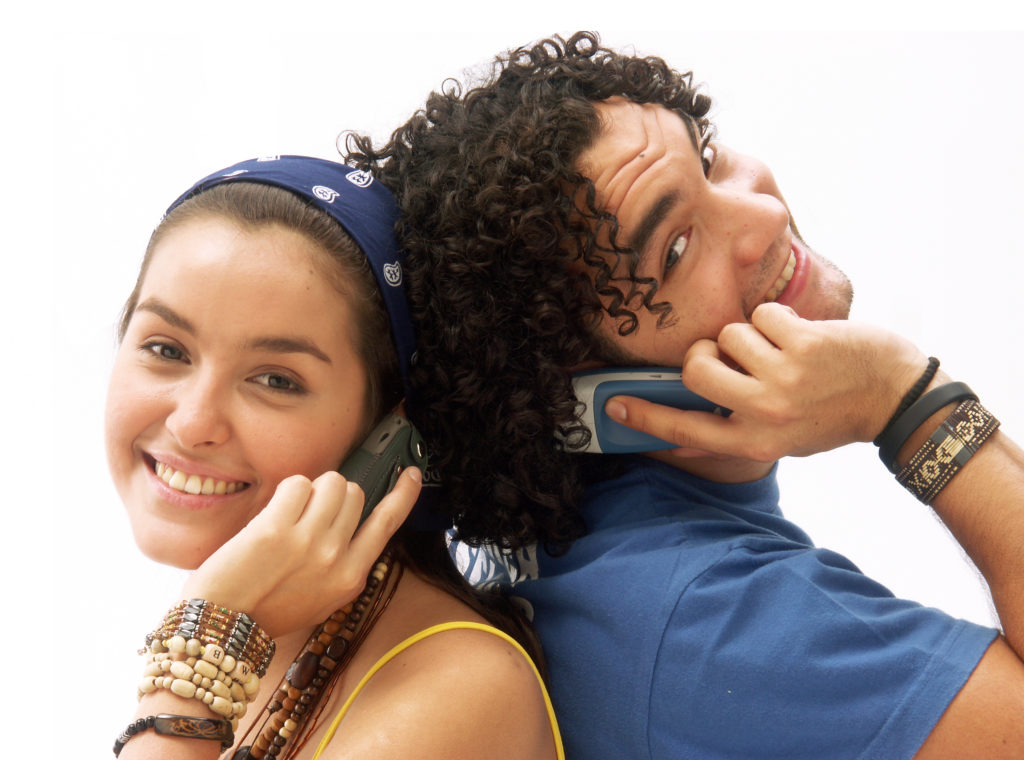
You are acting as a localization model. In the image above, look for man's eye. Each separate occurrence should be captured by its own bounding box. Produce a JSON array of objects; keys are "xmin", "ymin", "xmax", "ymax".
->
[
  {"xmin": 142, "ymin": 342, "xmax": 185, "ymax": 361},
  {"xmin": 666, "ymin": 234, "xmax": 688, "ymax": 272},
  {"xmin": 702, "ymin": 144, "xmax": 717, "ymax": 177}
]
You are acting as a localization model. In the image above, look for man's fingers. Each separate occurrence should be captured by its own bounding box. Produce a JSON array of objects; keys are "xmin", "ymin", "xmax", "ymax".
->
[
  {"xmin": 606, "ymin": 396, "xmax": 739, "ymax": 455},
  {"xmin": 749, "ymin": 302, "xmax": 803, "ymax": 346}
]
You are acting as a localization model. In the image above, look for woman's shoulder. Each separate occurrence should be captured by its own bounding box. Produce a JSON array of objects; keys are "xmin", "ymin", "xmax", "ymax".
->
[{"xmin": 314, "ymin": 571, "xmax": 557, "ymax": 759}]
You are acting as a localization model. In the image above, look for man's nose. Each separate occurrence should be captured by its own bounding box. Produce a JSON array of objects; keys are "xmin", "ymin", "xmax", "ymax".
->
[
  {"xmin": 713, "ymin": 188, "xmax": 790, "ymax": 267},
  {"xmin": 165, "ymin": 372, "xmax": 232, "ymax": 449}
]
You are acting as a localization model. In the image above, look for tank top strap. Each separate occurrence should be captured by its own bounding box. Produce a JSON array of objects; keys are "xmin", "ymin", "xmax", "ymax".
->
[{"xmin": 312, "ymin": 621, "xmax": 564, "ymax": 759}]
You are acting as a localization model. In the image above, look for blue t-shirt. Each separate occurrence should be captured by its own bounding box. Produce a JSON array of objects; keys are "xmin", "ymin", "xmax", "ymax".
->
[{"xmin": 465, "ymin": 457, "xmax": 998, "ymax": 759}]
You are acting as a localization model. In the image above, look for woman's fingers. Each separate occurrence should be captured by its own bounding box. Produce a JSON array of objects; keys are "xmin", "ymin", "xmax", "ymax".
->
[{"xmin": 349, "ymin": 466, "xmax": 422, "ymax": 560}]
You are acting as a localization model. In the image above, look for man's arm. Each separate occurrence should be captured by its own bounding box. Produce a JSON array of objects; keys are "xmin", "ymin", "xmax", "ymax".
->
[
  {"xmin": 893, "ymin": 388, "xmax": 1024, "ymax": 758},
  {"xmin": 605, "ymin": 303, "xmax": 1024, "ymax": 757}
]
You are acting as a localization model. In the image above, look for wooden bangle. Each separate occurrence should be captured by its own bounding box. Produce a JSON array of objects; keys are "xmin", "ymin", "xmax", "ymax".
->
[{"xmin": 113, "ymin": 713, "xmax": 234, "ymax": 756}]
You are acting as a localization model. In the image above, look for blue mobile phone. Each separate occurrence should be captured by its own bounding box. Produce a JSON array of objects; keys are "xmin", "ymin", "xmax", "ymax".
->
[
  {"xmin": 572, "ymin": 367, "xmax": 729, "ymax": 453},
  {"xmin": 338, "ymin": 414, "xmax": 428, "ymax": 525}
]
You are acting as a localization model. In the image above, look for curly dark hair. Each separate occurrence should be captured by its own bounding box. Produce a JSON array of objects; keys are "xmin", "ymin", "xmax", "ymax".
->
[{"xmin": 346, "ymin": 31, "xmax": 714, "ymax": 552}]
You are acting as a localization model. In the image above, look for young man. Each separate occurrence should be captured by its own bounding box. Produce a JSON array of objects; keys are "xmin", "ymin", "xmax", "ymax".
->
[{"xmin": 350, "ymin": 32, "xmax": 1024, "ymax": 759}]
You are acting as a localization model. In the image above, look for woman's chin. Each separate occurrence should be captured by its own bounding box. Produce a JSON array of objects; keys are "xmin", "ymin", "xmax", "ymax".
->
[{"xmin": 131, "ymin": 524, "xmax": 212, "ymax": 571}]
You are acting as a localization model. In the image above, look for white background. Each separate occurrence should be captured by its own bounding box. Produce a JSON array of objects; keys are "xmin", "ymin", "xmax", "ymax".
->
[{"xmin": 10, "ymin": 2, "xmax": 1024, "ymax": 755}]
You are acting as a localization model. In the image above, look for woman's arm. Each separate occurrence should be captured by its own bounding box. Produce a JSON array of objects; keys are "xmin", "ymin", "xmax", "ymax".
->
[{"xmin": 115, "ymin": 469, "xmax": 420, "ymax": 759}]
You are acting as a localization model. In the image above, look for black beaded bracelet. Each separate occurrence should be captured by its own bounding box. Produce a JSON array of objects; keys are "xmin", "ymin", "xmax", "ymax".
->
[
  {"xmin": 876, "ymin": 381, "xmax": 978, "ymax": 472},
  {"xmin": 113, "ymin": 714, "xmax": 234, "ymax": 757},
  {"xmin": 873, "ymin": 357, "xmax": 940, "ymax": 446}
]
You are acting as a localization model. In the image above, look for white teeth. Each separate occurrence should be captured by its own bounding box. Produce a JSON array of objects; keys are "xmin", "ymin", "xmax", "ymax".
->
[
  {"xmin": 765, "ymin": 250, "xmax": 797, "ymax": 303},
  {"xmin": 153, "ymin": 460, "xmax": 245, "ymax": 496}
]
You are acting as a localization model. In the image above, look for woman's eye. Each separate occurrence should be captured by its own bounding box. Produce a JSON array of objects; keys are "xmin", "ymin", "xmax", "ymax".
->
[
  {"xmin": 142, "ymin": 342, "xmax": 185, "ymax": 361},
  {"xmin": 251, "ymin": 372, "xmax": 304, "ymax": 394},
  {"xmin": 702, "ymin": 144, "xmax": 717, "ymax": 177},
  {"xmin": 666, "ymin": 234, "xmax": 688, "ymax": 273}
]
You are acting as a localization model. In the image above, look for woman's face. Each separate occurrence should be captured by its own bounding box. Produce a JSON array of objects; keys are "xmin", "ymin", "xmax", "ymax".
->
[{"xmin": 106, "ymin": 215, "xmax": 370, "ymax": 569}]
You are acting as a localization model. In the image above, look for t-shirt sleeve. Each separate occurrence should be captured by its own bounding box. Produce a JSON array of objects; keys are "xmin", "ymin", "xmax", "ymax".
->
[{"xmin": 648, "ymin": 540, "xmax": 999, "ymax": 760}]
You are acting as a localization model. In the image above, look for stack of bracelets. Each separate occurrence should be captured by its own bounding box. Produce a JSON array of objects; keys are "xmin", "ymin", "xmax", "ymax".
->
[
  {"xmin": 113, "ymin": 601, "xmax": 275, "ymax": 756},
  {"xmin": 874, "ymin": 357, "xmax": 1000, "ymax": 503},
  {"xmin": 114, "ymin": 550, "xmax": 400, "ymax": 758}
]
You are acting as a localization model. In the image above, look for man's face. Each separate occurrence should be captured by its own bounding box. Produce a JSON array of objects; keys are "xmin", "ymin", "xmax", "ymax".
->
[{"xmin": 579, "ymin": 97, "xmax": 853, "ymax": 367}]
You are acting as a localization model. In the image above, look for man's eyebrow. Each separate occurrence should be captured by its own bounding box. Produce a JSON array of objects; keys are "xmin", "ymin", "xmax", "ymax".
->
[
  {"xmin": 245, "ymin": 337, "xmax": 332, "ymax": 365},
  {"xmin": 628, "ymin": 191, "xmax": 680, "ymax": 261},
  {"xmin": 135, "ymin": 298, "xmax": 196, "ymax": 334}
]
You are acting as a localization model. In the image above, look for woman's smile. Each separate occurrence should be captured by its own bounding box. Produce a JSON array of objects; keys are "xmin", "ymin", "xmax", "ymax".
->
[{"xmin": 105, "ymin": 216, "xmax": 370, "ymax": 568}]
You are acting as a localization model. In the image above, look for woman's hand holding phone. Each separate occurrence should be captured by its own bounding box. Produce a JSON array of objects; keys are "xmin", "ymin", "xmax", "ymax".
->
[
  {"xmin": 180, "ymin": 467, "xmax": 421, "ymax": 638},
  {"xmin": 605, "ymin": 302, "xmax": 928, "ymax": 463}
]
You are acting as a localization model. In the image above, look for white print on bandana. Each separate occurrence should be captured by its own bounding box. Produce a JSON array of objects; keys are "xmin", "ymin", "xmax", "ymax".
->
[
  {"xmin": 312, "ymin": 185, "xmax": 339, "ymax": 203},
  {"xmin": 346, "ymin": 170, "xmax": 374, "ymax": 188},
  {"xmin": 383, "ymin": 262, "xmax": 402, "ymax": 287},
  {"xmin": 447, "ymin": 531, "xmax": 540, "ymax": 591}
]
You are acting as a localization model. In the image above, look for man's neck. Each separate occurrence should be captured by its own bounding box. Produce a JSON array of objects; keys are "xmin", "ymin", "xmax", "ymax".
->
[{"xmin": 644, "ymin": 449, "xmax": 776, "ymax": 484}]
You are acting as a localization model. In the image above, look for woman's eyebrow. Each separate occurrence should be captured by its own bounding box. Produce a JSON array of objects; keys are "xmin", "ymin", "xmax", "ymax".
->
[
  {"xmin": 244, "ymin": 336, "xmax": 332, "ymax": 364},
  {"xmin": 135, "ymin": 297, "xmax": 195, "ymax": 334},
  {"xmin": 136, "ymin": 297, "xmax": 331, "ymax": 364}
]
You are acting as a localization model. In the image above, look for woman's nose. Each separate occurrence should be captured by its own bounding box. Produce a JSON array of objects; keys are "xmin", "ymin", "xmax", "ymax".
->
[{"xmin": 164, "ymin": 373, "xmax": 232, "ymax": 449}]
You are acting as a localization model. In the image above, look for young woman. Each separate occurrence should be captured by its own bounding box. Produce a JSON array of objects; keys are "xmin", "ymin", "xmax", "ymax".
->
[{"xmin": 107, "ymin": 156, "xmax": 563, "ymax": 759}]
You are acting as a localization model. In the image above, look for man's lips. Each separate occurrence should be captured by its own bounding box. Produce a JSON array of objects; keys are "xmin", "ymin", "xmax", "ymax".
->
[
  {"xmin": 775, "ymin": 240, "xmax": 810, "ymax": 308},
  {"xmin": 763, "ymin": 246, "xmax": 797, "ymax": 303}
]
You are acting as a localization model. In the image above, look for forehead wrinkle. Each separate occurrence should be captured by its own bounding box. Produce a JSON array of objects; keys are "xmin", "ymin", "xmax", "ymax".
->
[{"xmin": 587, "ymin": 102, "xmax": 669, "ymax": 220}]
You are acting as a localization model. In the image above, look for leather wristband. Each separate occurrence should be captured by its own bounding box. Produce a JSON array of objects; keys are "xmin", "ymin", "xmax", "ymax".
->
[
  {"xmin": 876, "ymin": 381, "xmax": 977, "ymax": 472},
  {"xmin": 873, "ymin": 357, "xmax": 940, "ymax": 446}
]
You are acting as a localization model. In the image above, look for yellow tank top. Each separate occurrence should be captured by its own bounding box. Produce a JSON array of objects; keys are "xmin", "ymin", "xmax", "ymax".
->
[{"xmin": 311, "ymin": 621, "xmax": 564, "ymax": 759}]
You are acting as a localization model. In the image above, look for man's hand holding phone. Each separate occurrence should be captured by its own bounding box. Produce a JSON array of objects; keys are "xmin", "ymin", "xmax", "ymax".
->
[{"xmin": 601, "ymin": 303, "xmax": 929, "ymax": 463}]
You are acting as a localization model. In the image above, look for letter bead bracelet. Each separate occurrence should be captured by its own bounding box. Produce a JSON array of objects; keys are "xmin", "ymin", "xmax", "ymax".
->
[{"xmin": 116, "ymin": 600, "xmax": 275, "ymax": 756}]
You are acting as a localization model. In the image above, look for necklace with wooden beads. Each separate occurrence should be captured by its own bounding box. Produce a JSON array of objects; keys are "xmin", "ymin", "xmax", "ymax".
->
[{"xmin": 229, "ymin": 549, "xmax": 402, "ymax": 759}]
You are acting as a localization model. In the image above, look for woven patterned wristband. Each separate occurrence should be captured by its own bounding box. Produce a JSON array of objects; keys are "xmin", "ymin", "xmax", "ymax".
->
[
  {"xmin": 876, "ymin": 381, "xmax": 978, "ymax": 472},
  {"xmin": 113, "ymin": 713, "xmax": 234, "ymax": 756},
  {"xmin": 896, "ymin": 399, "xmax": 999, "ymax": 504}
]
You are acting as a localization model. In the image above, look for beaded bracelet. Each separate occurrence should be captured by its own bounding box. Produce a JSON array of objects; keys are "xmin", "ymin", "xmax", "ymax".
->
[
  {"xmin": 896, "ymin": 399, "xmax": 999, "ymax": 504},
  {"xmin": 147, "ymin": 599, "xmax": 275, "ymax": 677},
  {"xmin": 873, "ymin": 357, "xmax": 940, "ymax": 447},
  {"xmin": 139, "ymin": 640, "xmax": 261, "ymax": 720},
  {"xmin": 113, "ymin": 713, "xmax": 234, "ymax": 757},
  {"xmin": 876, "ymin": 381, "xmax": 978, "ymax": 472}
]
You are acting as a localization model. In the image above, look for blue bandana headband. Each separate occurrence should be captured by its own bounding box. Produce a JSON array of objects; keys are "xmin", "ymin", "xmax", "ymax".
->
[{"xmin": 166, "ymin": 155, "xmax": 416, "ymax": 405}]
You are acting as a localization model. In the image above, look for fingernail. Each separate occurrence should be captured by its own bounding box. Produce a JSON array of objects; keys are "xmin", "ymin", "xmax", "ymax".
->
[
  {"xmin": 606, "ymin": 399, "xmax": 627, "ymax": 421},
  {"xmin": 405, "ymin": 466, "xmax": 422, "ymax": 483}
]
